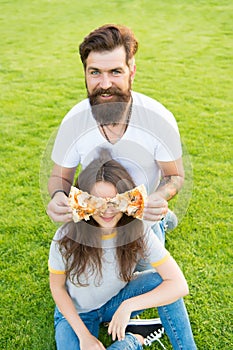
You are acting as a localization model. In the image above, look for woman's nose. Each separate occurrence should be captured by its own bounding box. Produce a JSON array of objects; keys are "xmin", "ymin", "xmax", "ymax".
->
[{"xmin": 104, "ymin": 204, "xmax": 118, "ymax": 215}]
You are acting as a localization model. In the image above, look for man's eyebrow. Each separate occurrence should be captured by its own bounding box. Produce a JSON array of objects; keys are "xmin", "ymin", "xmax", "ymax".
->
[
  {"xmin": 111, "ymin": 67, "xmax": 124, "ymax": 71},
  {"xmin": 87, "ymin": 66, "xmax": 100, "ymax": 71},
  {"xmin": 87, "ymin": 66, "xmax": 124, "ymax": 72}
]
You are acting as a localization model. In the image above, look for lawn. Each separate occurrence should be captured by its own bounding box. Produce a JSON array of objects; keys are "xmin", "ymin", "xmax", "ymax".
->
[{"xmin": 0, "ymin": 0, "xmax": 232, "ymax": 349}]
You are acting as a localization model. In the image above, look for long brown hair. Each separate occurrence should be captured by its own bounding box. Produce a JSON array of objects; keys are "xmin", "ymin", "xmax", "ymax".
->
[
  {"xmin": 79, "ymin": 24, "xmax": 138, "ymax": 69},
  {"xmin": 58, "ymin": 149, "xmax": 147, "ymax": 286}
]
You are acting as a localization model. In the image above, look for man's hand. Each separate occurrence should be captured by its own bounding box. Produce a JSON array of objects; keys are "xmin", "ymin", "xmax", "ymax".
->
[
  {"xmin": 47, "ymin": 164, "xmax": 76, "ymax": 222},
  {"xmin": 47, "ymin": 192, "xmax": 73, "ymax": 222},
  {"xmin": 143, "ymin": 158, "xmax": 184, "ymax": 222},
  {"xmin": 143, "ymin": 192, "xmax": 168, "ymax": 222}
]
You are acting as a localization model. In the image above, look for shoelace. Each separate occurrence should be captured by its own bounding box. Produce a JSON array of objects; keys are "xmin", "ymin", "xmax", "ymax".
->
[{"xmin": 144, "ymin": 328, "xmax": 166, "ymax": 349}]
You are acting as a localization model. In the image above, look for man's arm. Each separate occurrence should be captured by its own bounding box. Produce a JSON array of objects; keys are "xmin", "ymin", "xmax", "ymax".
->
[
  {"xmin": 47, "ymin": 164, "xmax": 77, "ymax": 222},
  {"xmin": 143, "ymin": 158, "xmax": 184, "ymax": 221},
  {"xmin": 156, "ymin": 157, "xmax": 184, "ymax": 200},
  {"xmin": 48, "ymin": 164, "xmax": 76, "ymax": 197}
]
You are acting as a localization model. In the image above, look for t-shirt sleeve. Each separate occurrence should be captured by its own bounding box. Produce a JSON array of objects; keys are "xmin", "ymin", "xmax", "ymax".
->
[
  {"xmin": 132, "ymin": 95, "xmax": 182, "ymax": 162},
  {"xmin": 48, "ymin": 228, "xmax": 66, "ymax": 274},
  {"xmin": 51, "ymin": 115, "xmax": 81, "ymax": 168},
  {"xmin": 51, "ymin": 100, "xmax": 93, "ymax": 168},
  {"xmin": 152, "ymin": 110, "xmax": 182, "ymax": 162},
  {"xmin": 144, "ymin": 228, "xmax": 170, "ymax": 268}
]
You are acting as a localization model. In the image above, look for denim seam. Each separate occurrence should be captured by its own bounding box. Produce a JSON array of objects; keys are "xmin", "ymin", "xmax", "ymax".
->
[{"xmin": 162, "ymin": 305, "xmax": 183, "ymax": 349}]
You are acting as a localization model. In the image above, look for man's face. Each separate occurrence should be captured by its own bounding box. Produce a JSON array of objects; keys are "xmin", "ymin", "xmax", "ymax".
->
[{"xmin": 85, "ymin": 46, "xmax": 135, "ymax": 124}]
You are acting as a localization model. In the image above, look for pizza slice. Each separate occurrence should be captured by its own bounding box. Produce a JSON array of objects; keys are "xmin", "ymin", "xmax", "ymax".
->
[
  {"xmin": 68, "ymin": 186, "xmax": 107, "ymax": 222},
  {"xmin": 110, "ymin": 184, "xmax": 147, "ymax": 220},
  {"xmin": 68, "ymin": 184, "xmax": 147, "ymax": 222}
]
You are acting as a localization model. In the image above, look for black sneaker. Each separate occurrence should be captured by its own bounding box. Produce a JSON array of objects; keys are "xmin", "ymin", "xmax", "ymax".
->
[
  {"xmin": 125, "ymin": 318, "xmax": 166, "ymax": 348},
  {"xmin": 163, "ymin": 209, "xmax": 178, "ymax": 231}
]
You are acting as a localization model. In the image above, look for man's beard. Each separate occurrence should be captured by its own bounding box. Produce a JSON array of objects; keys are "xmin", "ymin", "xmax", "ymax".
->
[{"xmin": 88, "ymin": 86, "xmax": 131, "ymax": 125}]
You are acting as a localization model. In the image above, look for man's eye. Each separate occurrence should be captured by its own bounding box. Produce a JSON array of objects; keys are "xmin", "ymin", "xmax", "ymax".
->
[
  {"xmin": 90, "ymin": 71, "xmax": 100, "ymax": 76},
  {"xmin": 112, "ymin": 70, "xmax": 121, "ymax": 76}
]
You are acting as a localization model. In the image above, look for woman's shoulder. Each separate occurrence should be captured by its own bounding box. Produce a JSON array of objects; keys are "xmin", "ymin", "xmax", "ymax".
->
[{"xmin": 52, "ymin": 224, "xmax": 68, "ymax": 243}]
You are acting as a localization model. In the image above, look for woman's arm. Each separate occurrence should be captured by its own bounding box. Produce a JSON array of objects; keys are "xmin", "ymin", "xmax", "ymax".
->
[
  {"xmin": 108, "ymin": 256, "xmax": 189, "ymax": 341},
  {"xmin": 49, "ymin": 273, "xmax": 106, "ymax": 350}
]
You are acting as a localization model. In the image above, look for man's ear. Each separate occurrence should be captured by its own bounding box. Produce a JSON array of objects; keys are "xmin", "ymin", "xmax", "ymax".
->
[
  {"xmin": 128, "ymin": 57, "xmax": 136, "ymax": 82},
  {"xmin": 130, "ymin": 63, "xmax": 136, "ymax": 82}
]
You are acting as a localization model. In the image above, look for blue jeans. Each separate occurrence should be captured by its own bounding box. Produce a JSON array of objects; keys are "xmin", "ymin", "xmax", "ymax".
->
[{"xmin": 54, "ymin": 271, "xmax": 196, "ymax": 350}]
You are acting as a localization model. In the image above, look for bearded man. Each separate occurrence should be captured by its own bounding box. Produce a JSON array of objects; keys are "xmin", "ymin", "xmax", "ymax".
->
[{"xmin": 48, "ymin": 25, "xmax": 183, "ymax": 226}]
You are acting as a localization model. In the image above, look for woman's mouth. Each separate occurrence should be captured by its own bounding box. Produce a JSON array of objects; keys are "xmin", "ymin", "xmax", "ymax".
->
[{"xmin": 101, "ymin": 216, "xmax": 114, "ymax": 222}]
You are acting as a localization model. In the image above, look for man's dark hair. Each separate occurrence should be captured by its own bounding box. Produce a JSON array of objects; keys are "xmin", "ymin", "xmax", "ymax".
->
[{"xmin": 79, "ymin": 24, "xmax": 138, "ymax": 68}]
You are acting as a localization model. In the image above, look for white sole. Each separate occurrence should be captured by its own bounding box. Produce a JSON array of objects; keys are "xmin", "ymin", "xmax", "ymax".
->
[{"xmin": 128, "ymin": 317, "xmax": 162, "ymax": 326}]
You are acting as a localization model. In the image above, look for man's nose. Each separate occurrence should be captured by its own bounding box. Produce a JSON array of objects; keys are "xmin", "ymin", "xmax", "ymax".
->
[{"xmin": 99, "ymin": 73, "xmax": 112, "ymax": 90}]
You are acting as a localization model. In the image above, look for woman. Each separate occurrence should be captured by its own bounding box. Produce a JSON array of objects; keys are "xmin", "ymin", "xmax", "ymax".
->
[{"xmin": 48, "ymin": 150, "xmax": 196, "ymax": 350}]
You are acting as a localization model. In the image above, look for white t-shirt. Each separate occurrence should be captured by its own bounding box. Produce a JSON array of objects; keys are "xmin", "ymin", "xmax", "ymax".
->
[
  {"xmin": 48, "ymin": 224, "xmax": 170, "ymax": 313},
  {"xmin": 51, "ymin": 91, "xmax": 182, "ymax": 194}
]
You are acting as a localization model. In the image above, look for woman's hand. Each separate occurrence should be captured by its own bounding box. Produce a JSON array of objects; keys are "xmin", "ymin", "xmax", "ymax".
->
[
  {"xmin": 79, "ymin": 333, "xmax": 106, "ymax": 350},
  {"xmin": 108, "ymin": 302, "xmax": 131, "ymax": 341}
]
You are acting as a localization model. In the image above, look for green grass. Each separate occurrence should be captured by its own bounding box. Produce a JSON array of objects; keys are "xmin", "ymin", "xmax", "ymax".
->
[{"xmin": 1, "ymin": 0, "xmax": 232, "ymax": 349}]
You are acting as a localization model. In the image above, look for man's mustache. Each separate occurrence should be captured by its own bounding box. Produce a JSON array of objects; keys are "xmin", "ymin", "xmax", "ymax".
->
[{"xmin": 90, "ymin": 87, "xmax": 125, "ymax": 98}]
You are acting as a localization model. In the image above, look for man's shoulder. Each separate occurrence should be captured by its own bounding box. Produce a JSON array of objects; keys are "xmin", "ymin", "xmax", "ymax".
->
[
  {"xmin": 62, "ymin": 98, "xmax": 90, "ymax": 123},
  {"xmin": 132, "ymin": 91, "xmax": 172, "ymax": 115},
  {"xmin": 132, "ymin": 91, "xmax": 179, "ymax": 132}
]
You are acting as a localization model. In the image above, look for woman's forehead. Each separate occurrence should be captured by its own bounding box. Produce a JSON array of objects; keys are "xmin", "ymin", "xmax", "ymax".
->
[{"xmin": 91, "ymin": 181, "xmax": 117, "ymax": 198}]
